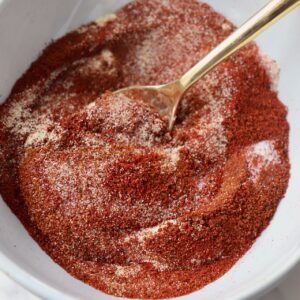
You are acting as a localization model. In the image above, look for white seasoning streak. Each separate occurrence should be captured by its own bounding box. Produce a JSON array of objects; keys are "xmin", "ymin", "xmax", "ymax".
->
[
  {"xmin": 115, "ymin": 264, "xmax": 141, "ymax": 277},
  {"xmin": 246, "ymin": 140, "xmax": 281, "ymax": 183},
  {"xmin": 260, "ymin": 53, "xmax": 280, "ymax": 91},
  {"xmin": 136, "ymin": 219, "xmax": 177, "ymax": 242},
  {"xmin": 95, "ymin": 14, "xmax": 117, "ymax": 26}
]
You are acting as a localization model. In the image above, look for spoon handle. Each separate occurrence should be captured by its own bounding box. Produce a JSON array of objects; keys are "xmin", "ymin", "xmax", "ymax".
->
[{"xmin": 179, "ymin": 0, "xmax": 300, "ymax": 91}]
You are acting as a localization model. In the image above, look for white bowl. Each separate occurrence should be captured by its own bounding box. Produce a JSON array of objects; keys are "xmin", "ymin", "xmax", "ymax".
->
[{"xmin": 0, "ymin": 1, "xmax": 300, "ymax": 299}]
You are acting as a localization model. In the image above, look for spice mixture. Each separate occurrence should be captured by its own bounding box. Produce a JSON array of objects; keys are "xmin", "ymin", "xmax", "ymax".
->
[{"xmin": 0, "ymin": 0, "xmax": 290, "ymax": 299}]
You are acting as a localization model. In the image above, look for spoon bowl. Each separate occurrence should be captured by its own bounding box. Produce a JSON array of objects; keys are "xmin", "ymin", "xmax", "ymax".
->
[{"xmin": 114, "ymin": 81, "xmax": 184, "ymax": 130}]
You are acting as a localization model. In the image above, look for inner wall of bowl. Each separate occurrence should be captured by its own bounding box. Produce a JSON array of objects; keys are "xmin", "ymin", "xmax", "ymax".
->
[{"xmin": 0, "ymin": 1, "xmax": 299, "ymax": 300}]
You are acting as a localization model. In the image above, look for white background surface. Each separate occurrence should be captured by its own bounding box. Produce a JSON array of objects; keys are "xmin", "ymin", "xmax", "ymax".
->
[{"xmin": 1, "ymin": 265, "xmax": 300, "ymax": 300}]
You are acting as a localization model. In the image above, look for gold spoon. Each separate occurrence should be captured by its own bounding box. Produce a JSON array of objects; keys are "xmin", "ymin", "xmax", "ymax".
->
[{"xmin": 114, "ymin": 0, "xmax": 300, "ymax": 130}]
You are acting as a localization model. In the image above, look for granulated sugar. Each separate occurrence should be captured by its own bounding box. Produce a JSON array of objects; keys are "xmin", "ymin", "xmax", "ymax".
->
[
  {"xmin": 247, "ymin": 140, "xmax": 281, "ymax": 183},
  {"xmin": 260, "ymin": 53, "xmax": 280, "ymax": 91}
]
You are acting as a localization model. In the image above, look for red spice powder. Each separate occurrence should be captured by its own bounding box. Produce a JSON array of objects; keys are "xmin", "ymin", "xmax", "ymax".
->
[{"xmin": 0, "ymin": 0, "xmax": 290, "ymax": 299}]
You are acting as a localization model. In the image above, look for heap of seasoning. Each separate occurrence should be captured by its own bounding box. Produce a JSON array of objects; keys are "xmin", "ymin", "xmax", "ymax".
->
[{"xmin": 0, "ymin": 0, "xmax": 290, "ymax": 299}]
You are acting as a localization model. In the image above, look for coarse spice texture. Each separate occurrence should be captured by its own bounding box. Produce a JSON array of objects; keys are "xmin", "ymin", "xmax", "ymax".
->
[{"xmin": 0, "ymin": 0, "xmax": 290, "ymax": 299}]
